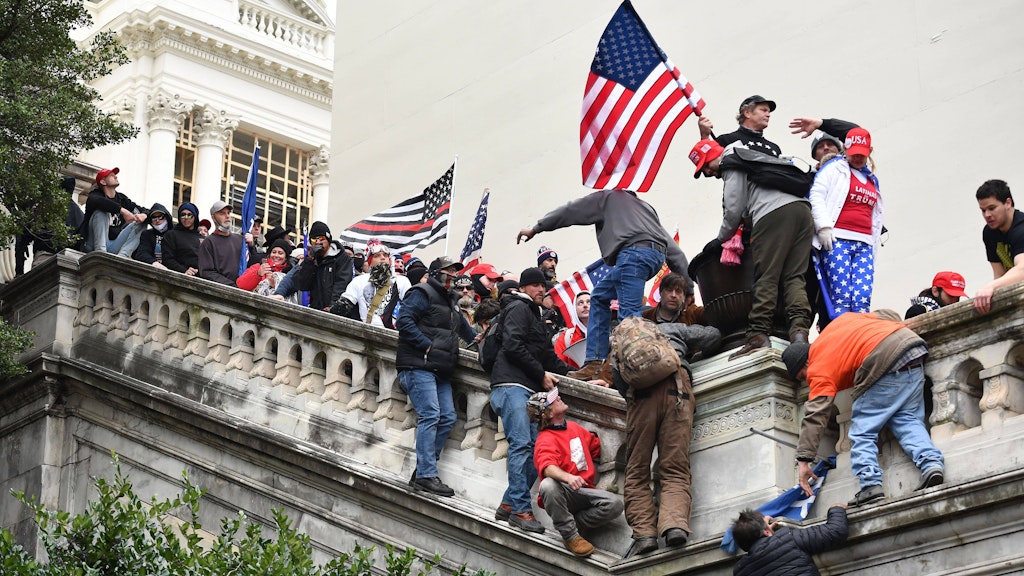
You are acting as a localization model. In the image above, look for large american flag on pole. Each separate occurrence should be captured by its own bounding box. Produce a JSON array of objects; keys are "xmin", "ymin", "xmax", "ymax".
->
[
  {"xmin": 459, "ymin": 189, "xmax": 489, "ymax": 271},
  {"xmin": 549, "ymin": 259, "xmax": 613, "ymax": 330},
  {"xmin": 339, "ymin": 163, "xmax": 454, "ymax": 253},
  {"xmin": 581, "ymin": 1, "xmax": 705, "ymax": 192}
]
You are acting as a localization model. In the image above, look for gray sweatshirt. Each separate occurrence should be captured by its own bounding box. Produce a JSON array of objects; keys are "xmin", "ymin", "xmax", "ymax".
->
[
  {"xmin": 533, "ymin": 190, "xmax": 688, "ymax": 275},
  {"xmin": 716, "ymin": 148, "xmax": 809, "ymax": 242}
]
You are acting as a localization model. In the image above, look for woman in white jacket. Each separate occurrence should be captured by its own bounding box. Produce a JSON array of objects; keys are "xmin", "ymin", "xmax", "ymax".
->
[{"xmin": 808, "ymin": 127, "xmax": 883, "ymax": 316}]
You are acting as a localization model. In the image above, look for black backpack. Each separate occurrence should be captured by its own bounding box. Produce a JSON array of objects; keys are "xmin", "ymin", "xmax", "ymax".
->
[
  {"xmin": 719, "ymin": 147, "xmax": 814, "ymax": 198},
  {"xmin": 477, "ymin": 308, "xmax": 505, "ymax": 373}
]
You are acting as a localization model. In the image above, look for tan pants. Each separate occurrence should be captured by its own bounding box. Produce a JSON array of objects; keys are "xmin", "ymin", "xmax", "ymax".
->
[{"xmin": 623, "ymin": 369, "xmax": 695, "ymax": 538}]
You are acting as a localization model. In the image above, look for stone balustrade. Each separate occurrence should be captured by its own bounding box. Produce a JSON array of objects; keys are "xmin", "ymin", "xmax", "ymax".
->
[
  {"xmin": 4, "ymin": 251, "xmax": 1024, "ymax": 574},
  {"xmin": 238, "ymin": 0, "xmax": 331, "ymax": 57}
]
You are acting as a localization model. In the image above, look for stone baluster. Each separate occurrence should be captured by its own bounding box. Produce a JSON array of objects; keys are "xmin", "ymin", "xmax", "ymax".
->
[
  {"xmin": 127, "ymin": 300, "xmax": 150, "ymax": 351},
  {"xmin": 74, "ymin": 288, "xmax": 96, "ymax": 329},
  {"xmin": 250, "ymin": 336, "xmax": 278, "ymax": 383},
  {"xmin": 373, "ymin": 364, "xmax": 410, "ymax": 430},
  {"xmin": 143, "ymin": 304, "xmax": 170, "ymax": 356},
  {"xmin": 225, "ymin": 328, "xmax": 255, "ymax": 374},
  {"xmin": 270, "ymin": 341, "xmax": 301, "ymax": 391},
  {"xmin": 347, "ymin": 357, "xmax": 379, "ymax": 414},
  {"xmin": 322, "ymin": 354, "xmax": 353, "ymax": 405},
  {"xmin": 979, "ymin": 362, "xmax": 1024, "ymax": 427},
  {"xmin": 296, "ymin": 350, "xmax": 327, "ymax": 397},
  {"xmin": 460, "ymin": 386, "xmax": 495, "ymax": 455}
]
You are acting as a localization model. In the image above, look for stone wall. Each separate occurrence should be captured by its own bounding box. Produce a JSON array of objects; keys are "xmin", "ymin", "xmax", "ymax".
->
[{"xmin": 2, "ymin": 251, "xmax": 1023, "ymax": 574}]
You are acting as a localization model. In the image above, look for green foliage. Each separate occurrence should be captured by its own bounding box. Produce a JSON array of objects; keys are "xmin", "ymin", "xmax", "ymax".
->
[
  {"xmin": 0, "ymin": 0, "xmax": 138, "ymax": 248},
  {"xmin": 0, "ymin": 318, "xmax": 33, "ymax": 378},
  {"xmin": 1, "ymin": 453, "xmax": 496, "ymax": 576}
]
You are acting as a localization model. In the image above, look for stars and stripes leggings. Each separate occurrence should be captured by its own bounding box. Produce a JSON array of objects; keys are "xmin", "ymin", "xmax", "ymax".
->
[{"xmin": 823, "ymin": 238, "xmax": 874, "ymax": 315}]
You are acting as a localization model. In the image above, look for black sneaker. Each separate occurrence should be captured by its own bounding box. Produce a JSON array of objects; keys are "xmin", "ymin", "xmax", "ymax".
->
[
  {"xmin": 413, "ymin": 476, "xmax": 455, "ymax": 497},
  {"xmin": 915, "ymin": 468, "xmax": 944, "ymax": 491},
  {"xmin": 408, "ymin": 469, "xmax": 417, "ymax": 487},
  {"xmin": 848, "ymin": 484, "xmax": 885, "ymax": 507}
]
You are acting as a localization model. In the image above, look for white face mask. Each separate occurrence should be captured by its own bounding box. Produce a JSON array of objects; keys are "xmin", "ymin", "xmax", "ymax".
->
[
  {"xmin": 215, "ymin": 222, "xmax": 231, "ymax": 234},
  {"xmin": 154, "ymin": 220, "xmax": 169, "ymax": 233}
]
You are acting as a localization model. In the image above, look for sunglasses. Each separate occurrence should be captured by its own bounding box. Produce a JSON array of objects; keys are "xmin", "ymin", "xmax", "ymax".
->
[{"xmin": 179, "ymin": 213, "xmax": 195, "ymax": 218}]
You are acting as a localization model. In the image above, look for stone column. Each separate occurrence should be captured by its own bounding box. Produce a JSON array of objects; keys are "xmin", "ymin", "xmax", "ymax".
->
[
  {"xmin": 309, "ymin": 145, "xmax": 330, "ymax": 224},
  {"xmin": 145, "ymin": 92, "xmax": 188, "ymax": 209},
  {"xmin": 192, "ymin": 105, "xmax": 238, "ymax": 218}
]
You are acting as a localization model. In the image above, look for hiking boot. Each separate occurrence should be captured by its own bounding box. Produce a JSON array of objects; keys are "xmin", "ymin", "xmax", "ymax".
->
[
  {"xmin": 564, "ymin": 535, "xmax": 595, "ymax": 558},
  {"xmin": 494, "ymin": 503, "xmax": 512, "ymax": 522},
  {"xmin": 568, "ymin": 360, "xmax": 604, "ymax": 381},
  {"xmin": 915, "ymin": 467, "xmax": 944, "ymax": 491},
  {"xmin": 848, "ymin": 484, "xmax": 884, "ymax": 507},
  {"xmin": 413, "ymin": 476, "xmax": 455, "ymax": 497},
  {"xmin": 789, "ymin": 328, "xmax": 809, "ymax": 345},
  {"xmin": 624, "ymin": 536, "xmax": 658, "ymax": 558},
  {"xmin": 663, "ymin": 527, "xmax": 688, "ymax": 547},
  {"xmin": 509, "ymin": 512, "xmax": 545, "ymax": 534},
  {"xmin": 729, "ymin": 333, "xmax": 770, "ymax": 360}
]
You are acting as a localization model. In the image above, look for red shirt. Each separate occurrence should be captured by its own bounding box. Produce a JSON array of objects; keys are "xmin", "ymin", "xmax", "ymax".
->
[
  {"xmin": 534, "ymin": 421, "xmax": 601, "ymax": 489},
  {"xmin": 834, "ymin": 171, "xmax": 879, "ymax": 235}
]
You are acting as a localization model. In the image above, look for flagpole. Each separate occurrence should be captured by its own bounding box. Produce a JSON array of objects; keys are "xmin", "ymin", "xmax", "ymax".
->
[{"xmin": 444, "ymin": 154, "xmax": 458, "ymax": 256}]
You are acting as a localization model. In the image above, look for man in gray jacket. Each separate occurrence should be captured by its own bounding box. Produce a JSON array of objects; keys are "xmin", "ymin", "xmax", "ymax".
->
[
  {"xmin": 691, "ymin": 138, "xmax": 814, "ymax": 358},
  {"xmin": 517, "ymin": 190, "xmax": 688, "ymax": 381}
]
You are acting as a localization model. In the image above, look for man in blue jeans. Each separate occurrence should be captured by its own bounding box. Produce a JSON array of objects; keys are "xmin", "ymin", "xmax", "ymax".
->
[
  {"xmin": 517, "ymin": 190, "xmax": 688, "ymax": 381},
  {"xmin": 80, "ymin": 167, "xmax": 148, "ymax": 256},
  {"xmin": 490, "ymin": 267, "xmax": 570, "ymax": 533},
  {"xmin": 395, "ymin": 256, "xmax": 478, "ymax": 497}
]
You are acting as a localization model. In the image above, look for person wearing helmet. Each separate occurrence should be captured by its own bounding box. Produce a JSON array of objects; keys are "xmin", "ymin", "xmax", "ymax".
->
[{"xmin": 529, "ymin": 388, "xmax": 623, "ymax": 558}]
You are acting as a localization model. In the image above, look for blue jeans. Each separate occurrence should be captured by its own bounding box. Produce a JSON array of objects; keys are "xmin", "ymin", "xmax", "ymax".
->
[
  {"xmin": 849, "ymin": 365, "xmax": 944, "ymax": 488},
  {"xmin": 85, "ymin": 211, "xmax": 144, "ymax": 257},
  {"xmin": 490, "ymin": 385, "xmax": 537, "ymax": 514},
  {"xmin": 399, "ymin": 369, "xmax": 456, "ymax": 479},
  {"xmin": 586, "ymin": 246, "xmax": 665, "ymax": 362}
]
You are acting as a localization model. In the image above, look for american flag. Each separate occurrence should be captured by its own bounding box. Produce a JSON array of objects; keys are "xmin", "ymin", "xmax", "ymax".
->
[
  {"xmin": 339, "ymin": 163, "xmax": 454, "ymax": 252},
  {"xmin": 646, "ymin": 225, "xmax": 680, "ymax": 306},
  {"xmin": 549, "ymin": 259, "xmax": 613, "ymax": 330},
  {"xmin": 459, "ymin": 189, "xmax": 489, "ymax": 270},
  {"xmin": 581, "ymin": 1, "xmax": 705, "ymax": 192}
]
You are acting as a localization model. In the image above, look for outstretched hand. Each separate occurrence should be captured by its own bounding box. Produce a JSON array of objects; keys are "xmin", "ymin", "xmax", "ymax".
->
[
  {"xmin": 798, "ymin": 461, "xmax": 817, "ymax": 496},
  {"xmin": 517, "ymin": 228, "xmax": 536, "ymax": 244},
  {"xmin": 789, "ymin": 117, "xmax": 823, "ymax": 139}
]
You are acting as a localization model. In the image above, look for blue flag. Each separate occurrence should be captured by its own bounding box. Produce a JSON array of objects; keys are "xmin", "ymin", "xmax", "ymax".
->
[
  {"xmin": 238, "ymin": 143, "xmax": 261, "ymax": 277},
  {"xmin": 720, "ymin": 456, "xmax": 836, "ymax": 554},
  {"xmin": 300, "ymin": 222, "xmax": 310, "ymax": 307}
]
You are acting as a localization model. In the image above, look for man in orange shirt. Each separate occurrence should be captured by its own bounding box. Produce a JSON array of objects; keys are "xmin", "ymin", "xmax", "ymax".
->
[{"xmin": 782, "ymin": 310, "xmax": 944, "ymax": 507}]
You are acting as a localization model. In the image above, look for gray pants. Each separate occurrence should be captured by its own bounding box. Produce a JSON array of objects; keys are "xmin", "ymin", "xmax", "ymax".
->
[{"xmin": 538, "ymin": 477, "xmax": 623, "ymax": 541}]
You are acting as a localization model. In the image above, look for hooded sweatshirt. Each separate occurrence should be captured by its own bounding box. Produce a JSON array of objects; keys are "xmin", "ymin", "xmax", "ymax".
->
[{"xmin": 133, "ymin": 202, "xmax": 173, "ymax": 264}]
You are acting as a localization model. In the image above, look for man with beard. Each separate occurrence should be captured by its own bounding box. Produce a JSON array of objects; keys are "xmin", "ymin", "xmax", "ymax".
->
[
  {"xmin": 198, "ymin": 200, "xmax": 245, "ymax": 285},
  {"xmin": 336, "ymin": 239, "xmax": 411, "ymax": 328}
]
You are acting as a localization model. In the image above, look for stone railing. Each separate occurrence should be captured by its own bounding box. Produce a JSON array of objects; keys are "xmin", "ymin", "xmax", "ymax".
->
[
  {"xmin": 237, "ymin": 0, "xmax": 332, "ymax": 58},
  {"xmin": 5, "ymin": 251, "xmax": 1024, "ymax": 574}
]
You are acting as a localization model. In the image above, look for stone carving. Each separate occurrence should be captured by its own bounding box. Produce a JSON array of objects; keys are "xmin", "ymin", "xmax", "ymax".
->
[
  {"xmin": 192, "ymin": 105, "xmax": 239, "ymax": 147},
  {"xmin": 146, "ymin": 92, "xmax": 189, "ymax": 132}
]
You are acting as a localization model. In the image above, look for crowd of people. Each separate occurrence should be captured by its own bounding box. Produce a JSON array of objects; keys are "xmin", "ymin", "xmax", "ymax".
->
[{"xmin": 12, "ymin": 90, "xmax": 1023, "ymax": 569}]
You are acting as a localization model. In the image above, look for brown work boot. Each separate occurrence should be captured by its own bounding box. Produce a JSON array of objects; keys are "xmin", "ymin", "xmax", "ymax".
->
[
  {"xmin": 789, "ymin": 328, "xmax": 809, "ymax": 344},
  {"xmin": 729, "ymin": 333, "xmax": 770, "ymax": 360},
  {"xmin": 568, "ymin": 360, "xmax": 604, "ymax": 381},
  {"xmin": 564, "ymin": 535, "xmax": 595, "ymax": 557}
]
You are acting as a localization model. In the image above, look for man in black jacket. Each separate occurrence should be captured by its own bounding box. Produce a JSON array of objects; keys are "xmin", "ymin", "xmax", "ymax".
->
[
  {"xmin": 731, "ymin": 505, "xmax": 848, "ymax": 576},
  {"xmin": 81, "ymin": 167, "xmax": 148, "ymax": 256},
  {"xmin": 271, "ymin": 221, "xmax": 353, "ymax": 310},
  {"xmin": 396, "ymin": 256, "xmax": 478, "ymax": 497},
  {"xmin": 490, "ymin": 267, "xmax": 571, "ymax": 534}
]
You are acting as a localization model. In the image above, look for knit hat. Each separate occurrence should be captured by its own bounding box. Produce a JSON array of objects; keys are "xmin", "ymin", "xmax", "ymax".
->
[
  {"xmin": 407, "ymin": 267, "xmax": 429, "ymax": 284},
  {"xmin": 406, "ymin": 256, "xmax": 426, "ymax": 271},
  {"xmin": 810, "ymin": 133, "xmax": 844, "ymax": 161},
  {"xmin": 269, "ymin": 238, "xmax": 294, "ymax": 256},
  {"xmin": 497, "ymin": 279, "xmax": 519, "ymax": 296},
  {"xmin": 689, "ymin": 139, "xmax": 725, "ymax": 179},
  {"xmin": 365, "ymin": 238, "xmax": 390, "ymax": 259},
  {"xmin": 782, "ymin": 343, "xmax": 810, "ymax": 380},
  {"xmin": 309, "ymin": 221, "xmax": 331, "ymax": 241},
  {"xmin": 519, "ymin": 267, "xmax": 547, "ymax": 287},
  {"xmin": 453, "ymin": 274, "xmax": 473, "ymax": 289},
  {"xmin": 537, "ymin": 246, "xmax": 558, "ymax": 265}
]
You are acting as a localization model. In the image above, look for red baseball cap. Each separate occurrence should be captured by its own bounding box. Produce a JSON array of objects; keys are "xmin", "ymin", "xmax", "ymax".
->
[
  {"xmin": 689, "ymin": 139, "xmax": 724, "ymax": 179},
  {"xmin": 932, "ymin": 271, "xmax": 966, "ymax": 298},
  {"xmin": 470, "ymin": 263, "xmax": 502, "ymax": 280},
  {"xmin": 844, "ymin": 127, "xmax": 872, "ymax": 157},
  {"xmin": 95, "ymin": 167, "xmax": 120, "ymax": 184}
]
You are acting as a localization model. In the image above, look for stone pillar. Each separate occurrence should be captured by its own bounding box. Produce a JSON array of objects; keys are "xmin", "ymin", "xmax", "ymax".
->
[
  {"xmin": 192, "ymin": 105, "xmax": 238, "ymax": 218},
  {"xmin": 309, "ymin": 145, "xmax": 330, "ymax": 225},
  {"xmin": 145, "ymin": 92, "xmax": 188, "ymax": 209}
]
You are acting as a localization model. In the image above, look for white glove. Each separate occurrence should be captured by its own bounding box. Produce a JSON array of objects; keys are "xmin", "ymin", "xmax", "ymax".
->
[{"xmin": 817, "ymin": 227, "xmax": 835, "ymax": 252}]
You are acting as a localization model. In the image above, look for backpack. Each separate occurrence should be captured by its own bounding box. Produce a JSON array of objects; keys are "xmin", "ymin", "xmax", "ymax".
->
[
  {"xmin": 609, "ymin": 317, "xmax": 681, "ymax": 389},
  {"xmin": 477, "ymin": 309, "xmax": 504, "ymax": 373},
  {"xmin": 719, "ymin": 147, "xmax": 814, "ymax": 198}
]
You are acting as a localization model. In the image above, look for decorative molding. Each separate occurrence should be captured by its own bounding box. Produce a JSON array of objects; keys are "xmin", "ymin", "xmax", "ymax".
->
[
  {"xmin": 146, "ymin": 92, "xmax": 189, "ymax": 133},
  {"xmin": 692, "ymin": 398, "xmax": 795, "ymax": 444},
  {"xmin": 193, "ymin": 105, "xmax": 239, "ymax": 147},
  {"xmin": 308, "ymin": 145, "xmax": 330, "ymax": 184}
]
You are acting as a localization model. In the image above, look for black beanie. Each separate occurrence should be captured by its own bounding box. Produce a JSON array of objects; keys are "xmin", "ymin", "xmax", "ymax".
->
[{"xmin": 310, "ymin": 221, "xmax": 331, "ymax": 240}]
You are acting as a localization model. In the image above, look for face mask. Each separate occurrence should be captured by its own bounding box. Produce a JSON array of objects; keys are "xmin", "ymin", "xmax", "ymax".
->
[
  {"xmin": 154, "ymin": 221, "xmax": 169, "ymax": 233},
  {"xmin": 216, "ymin": 222, "xmax": 231, "ymax": 234}
]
